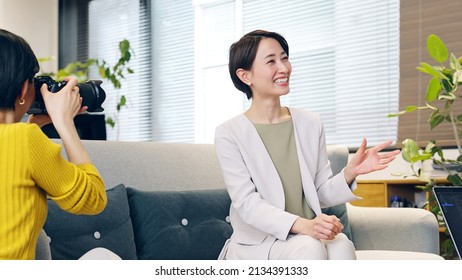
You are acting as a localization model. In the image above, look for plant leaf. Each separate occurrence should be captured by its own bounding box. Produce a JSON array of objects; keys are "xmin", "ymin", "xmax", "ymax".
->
[
  {"xmin": 401, "ymin": 139, "xmax": 418, "ymax": 163},
  {"xmin": 450, "ymin": 53, "xmax": 460, "ymax": 71},
  {"xmin": 426, "ymin": 77, "xmax": 441, "ymax": 102},
  {"xmin": 420, "ymin": 62, "xmax": 449, "ymax": 80},
  {"xmin": 416, "ymin": 66, "xmax": 430, "ymax": 74},
  {"xmin": 442, "ymin": 78, "xmax": 454, "ymax": 93},
  {"xmin": 456, "ymin": 71, "xmax": 462, "ymax": 86},
  {"xmin": 429, "ymin": 111, "xmax": 445, "ymax": 129},
  {"xmin": 401, "ymin": 139, "xmax": 432, "ymax": 163},
  {"xmin": 119, "ymin": 39, "xmax": 130, "ymax": 55},
  {"xmin": 424, "ymin": 141, "xmax": 436, "ymax": 153},
  {"xmin": 387, "ymin": 105, "xmax": 421, "ymax": 117},
  {"xmin": 38, "ymin": 56, "xmax": 54, "ymax": 63},
  {"xmin": 448, "ymin": 174, "xmax": 462, "ymax": 185},
  {"xmin": 439, "ymin": 92, "xmax": 456, "ymax": 101},
  {"xmin": 119, "ymin": 95, "xmax": 127, "ymax": 106},
  {"xmin": 106, "ymin": 117, "xmax": 115, "ymax": 128},
  {"xmin": 427, "ymin": 34, "xmax": 448, "ymax": 63}
]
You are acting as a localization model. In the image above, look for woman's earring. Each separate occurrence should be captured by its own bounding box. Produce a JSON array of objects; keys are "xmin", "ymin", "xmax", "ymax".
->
[{"xmin": 19, "ymin": 99, "xmax": 26, "ymax": 105}]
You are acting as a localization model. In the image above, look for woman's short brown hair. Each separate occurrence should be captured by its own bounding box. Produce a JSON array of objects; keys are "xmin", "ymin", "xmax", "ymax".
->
[
  {"xmin": 228, "ymin": 30, "xmax": 289, "ymax": 99},
  {"xmin": 0, "ymin": 29, "xmax": 39, "ymax": 110}
]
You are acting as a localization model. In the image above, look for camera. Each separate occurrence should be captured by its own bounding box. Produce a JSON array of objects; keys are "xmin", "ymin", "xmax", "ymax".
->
[{"xmin": 27, "ymin": 76, "xmax": 106, "ymax": 114}]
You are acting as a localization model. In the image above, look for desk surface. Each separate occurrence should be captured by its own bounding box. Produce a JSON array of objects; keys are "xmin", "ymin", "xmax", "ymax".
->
[{"xmin": 357, "ymin": 177, "xmax": 449, "ymax": 185}]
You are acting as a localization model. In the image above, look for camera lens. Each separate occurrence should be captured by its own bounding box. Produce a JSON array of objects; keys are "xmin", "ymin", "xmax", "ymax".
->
[{"xmin": 77, "ymin": 80, "xmax": 106, "ymax": 112}]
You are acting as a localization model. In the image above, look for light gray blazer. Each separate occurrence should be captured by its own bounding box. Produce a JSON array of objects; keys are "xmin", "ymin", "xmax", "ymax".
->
[{"xmin": 214, "ymin": 107, "xmax": 360, "ymax": 259}]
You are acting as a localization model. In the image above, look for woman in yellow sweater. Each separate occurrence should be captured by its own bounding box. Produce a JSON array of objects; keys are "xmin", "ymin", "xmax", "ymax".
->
[{"xmin": 0, "ymin": 29, "xmax": 113, "ymax": 259}]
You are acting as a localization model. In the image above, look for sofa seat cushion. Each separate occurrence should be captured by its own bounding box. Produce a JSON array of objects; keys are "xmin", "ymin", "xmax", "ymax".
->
[
  {"xmin": 44, "ymin": 184, "xmax": 137, "ymax": 260},
  {"xmin": 356, "ymin": 250, "xmax": 444, "ymax": 260},
  {"xmin": 126, "ymin": 187, "xmax": 232, "ymax": 260}
]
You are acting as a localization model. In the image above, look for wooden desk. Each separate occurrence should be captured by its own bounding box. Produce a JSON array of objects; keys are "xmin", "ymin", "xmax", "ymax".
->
[{"xmin": 353, "ymin": 178, "xmax": 449, "ymax": 208}]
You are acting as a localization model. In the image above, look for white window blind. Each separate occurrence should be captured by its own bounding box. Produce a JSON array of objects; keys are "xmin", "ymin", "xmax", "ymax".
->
[
  {"xmin": 328, "ymin": 0, "xmax": 400, "ymax": 147},
  {"xmin": 88, "ymin": 0, "xmax": 151, "ymax": 141},
  {"xmin": 151, "ymin": 0, "xmax": 196, "ymax": 142}
]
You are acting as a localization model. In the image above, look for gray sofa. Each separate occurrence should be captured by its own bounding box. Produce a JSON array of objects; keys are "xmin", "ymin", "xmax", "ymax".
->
[{"xmin": 36, "ymin": 140, "xmax": 443, "ymax": 260}]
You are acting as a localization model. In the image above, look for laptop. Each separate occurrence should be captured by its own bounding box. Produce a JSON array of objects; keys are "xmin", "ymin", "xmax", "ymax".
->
[{"xmin": 433, "ymin": 186, "xmax": 462, "ymax": 259}]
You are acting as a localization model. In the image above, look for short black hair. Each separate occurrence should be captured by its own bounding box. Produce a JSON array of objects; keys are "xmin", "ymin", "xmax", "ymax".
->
[
  {"xmin": 228, "ymin": 30, "xmax": 289, "ymax": 99},
  {"xmin": 0, "ymin": 29, "xmax": 39, "ymax": 110}
]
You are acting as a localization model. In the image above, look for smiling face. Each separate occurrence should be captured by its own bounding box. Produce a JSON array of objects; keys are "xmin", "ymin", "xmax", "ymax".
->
[{"xmin": 244, "ymin": 38, "xmax": 292, "ymax": 99}]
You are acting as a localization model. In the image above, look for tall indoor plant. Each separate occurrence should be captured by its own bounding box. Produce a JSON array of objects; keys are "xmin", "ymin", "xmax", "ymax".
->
[{"xmin": 389, "ymin": 34, "xmax": 462, "ymax": 258}]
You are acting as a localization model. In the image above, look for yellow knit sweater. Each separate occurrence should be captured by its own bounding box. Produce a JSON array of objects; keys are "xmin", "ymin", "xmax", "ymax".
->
[{"xmin": 0, "ymin": 123, "xmax": 107, "ymax": 259}]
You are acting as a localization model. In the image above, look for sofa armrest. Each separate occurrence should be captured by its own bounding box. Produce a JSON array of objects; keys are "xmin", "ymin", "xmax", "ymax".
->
[{"xmin": 346, "ymin": 203, "xmax": 440, "ymax": 254}]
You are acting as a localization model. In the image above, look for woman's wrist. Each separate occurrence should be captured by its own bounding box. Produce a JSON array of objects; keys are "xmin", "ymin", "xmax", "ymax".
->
[
  {"xmin": 343, "ymin": 166, "xmax": 356, "ymax": 185},
  {"xmin": 51, "ymin": 117, "xmax": 74, "ymax": 135},
  {"xmin": 290, "ymin": 217, "xmax": 311, "ymax": 235}
]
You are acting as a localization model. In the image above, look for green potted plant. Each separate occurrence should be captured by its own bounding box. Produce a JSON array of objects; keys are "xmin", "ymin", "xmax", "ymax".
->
[{"xmin": 389, "ymin": 34, "xmax": 462, "ymax": 258}]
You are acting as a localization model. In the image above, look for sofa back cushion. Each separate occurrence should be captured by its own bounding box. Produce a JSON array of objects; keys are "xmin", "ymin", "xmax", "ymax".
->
[
  {"xmin": 74, "ymin": 140, "xmax": 225, "ymax": 192},
  {"xmin": 126, "ymin": 187, "xmax": 232, "ymax": 260},
  {"xmin": 44, "ymin": 184, "xmax": 137, "ymax": 260},
  {"xmin": 322, "ymin": 144, "xmax": 352, "ymax": 240}
]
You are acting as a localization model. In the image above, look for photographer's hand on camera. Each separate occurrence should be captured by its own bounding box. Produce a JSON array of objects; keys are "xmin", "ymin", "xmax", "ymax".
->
[
  {"xmin": 28, "ymin": 77, "xmax": 85, "ymax": 127},
  {"xmin": 41, "ymin": 77, "xmax": 84, "ymax": 122},
  {"xmin": 37, "ymin": 76, "xmax": 93, "ymax": 165}
]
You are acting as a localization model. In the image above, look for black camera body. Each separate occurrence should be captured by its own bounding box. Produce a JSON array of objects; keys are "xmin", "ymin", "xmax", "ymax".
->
[{"xmin": 28, "ymin": 76, "xmax": 106, "ymax": 114}]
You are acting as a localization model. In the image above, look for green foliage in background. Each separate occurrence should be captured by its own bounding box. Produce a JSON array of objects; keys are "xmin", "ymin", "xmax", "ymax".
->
[{"xmin": 389, "ymin": 34, "xmax": 462, "ymax": 259}]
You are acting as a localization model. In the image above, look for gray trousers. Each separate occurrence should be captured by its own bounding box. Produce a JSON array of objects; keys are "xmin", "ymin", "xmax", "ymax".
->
[{"xmin": 269, "ymin": 233, "xmax": 356, "ymax": 260}]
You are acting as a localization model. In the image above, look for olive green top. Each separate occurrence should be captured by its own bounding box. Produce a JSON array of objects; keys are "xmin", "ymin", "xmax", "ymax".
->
[{"xmin": 254, "ymin": 119, "xmax": 315, "ymax": 219}]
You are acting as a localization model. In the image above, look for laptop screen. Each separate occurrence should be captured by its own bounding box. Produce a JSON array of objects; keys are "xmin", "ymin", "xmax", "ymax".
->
[{"xmin": 433, "ymin": 186, "xmax": 462, "ymax": 259}]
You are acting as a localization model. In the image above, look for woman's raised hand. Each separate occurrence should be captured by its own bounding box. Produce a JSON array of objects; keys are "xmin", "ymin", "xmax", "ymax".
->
[{"xmin": 344, "ymin": 138, "xmax": 400, "ymax": 184}]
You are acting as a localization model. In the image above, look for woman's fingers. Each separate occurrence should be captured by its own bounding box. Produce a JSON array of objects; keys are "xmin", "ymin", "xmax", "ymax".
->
[{"xmin": 313, "ymin": 214, "xmax": 343, "ymax": 240}]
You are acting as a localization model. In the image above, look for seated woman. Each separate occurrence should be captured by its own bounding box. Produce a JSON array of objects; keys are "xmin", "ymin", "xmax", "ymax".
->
[{"xmin": 215, "ymin": 30, "xmax": 400, "ymax": 260}]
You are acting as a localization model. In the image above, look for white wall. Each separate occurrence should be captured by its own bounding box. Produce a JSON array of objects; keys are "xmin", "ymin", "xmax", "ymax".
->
[{"xmin": 0, "ymin": 0, "xmax": 58, "ymax": 74}]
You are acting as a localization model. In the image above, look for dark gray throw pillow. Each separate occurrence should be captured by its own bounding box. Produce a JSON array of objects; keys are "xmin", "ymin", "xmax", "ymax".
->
[
  {"xmin": 44, "ymin": 184, "xmax": 137, "ymax": 260},
  {"xmin": 322, "ymin": 203, "xmax": 352, "ymax": 240},
  {"xmin": 126, "ymin": 187, "xmax": 233, "ymax": 260}
]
